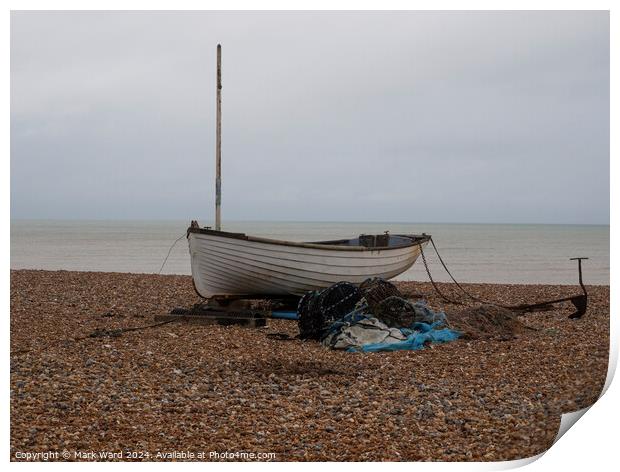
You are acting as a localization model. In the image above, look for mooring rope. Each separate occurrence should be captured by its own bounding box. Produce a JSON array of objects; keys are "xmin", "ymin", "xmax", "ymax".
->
[
  {"xmin": 10, "ymin": 319, "xmax": 180, "ymax": 356},
  {"xmin": 158, "ymin": 233, "xmax": 187, "ymax": 275}
]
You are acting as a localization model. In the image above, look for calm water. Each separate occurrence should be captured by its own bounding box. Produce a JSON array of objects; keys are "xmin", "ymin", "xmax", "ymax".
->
[{"xmin": 10, "ymin": 220, "xmax": 609, "ymax": 285}]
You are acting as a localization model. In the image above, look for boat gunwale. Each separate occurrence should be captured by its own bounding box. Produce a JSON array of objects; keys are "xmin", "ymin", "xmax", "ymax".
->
[{"xmin": 187, "ymin": 227, "xmax": 430, "ymax": 251}]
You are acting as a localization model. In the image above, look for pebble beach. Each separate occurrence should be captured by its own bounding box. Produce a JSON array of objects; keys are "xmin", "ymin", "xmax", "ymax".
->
[{"xmin": 10, "ymin": 270, "xmax": 610, "ymax": 461}]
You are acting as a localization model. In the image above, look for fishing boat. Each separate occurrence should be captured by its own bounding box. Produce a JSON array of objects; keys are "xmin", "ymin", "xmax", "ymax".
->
[
  {"xmin": 188, "ymin": 224, "xmax": 430, "ymax": 298},
  {"xmin": 188, "ymin": 45, "xmax": 430, "ymax": 298}
]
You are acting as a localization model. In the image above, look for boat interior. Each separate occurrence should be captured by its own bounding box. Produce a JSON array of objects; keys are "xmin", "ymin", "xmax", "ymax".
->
[
  {"xmin": 311, "ymin": 234, "xmax": 429, "ymax": 248},
  {"xmin": 188, "ymin": 222, "xmax": 429, "ymax": 250}
]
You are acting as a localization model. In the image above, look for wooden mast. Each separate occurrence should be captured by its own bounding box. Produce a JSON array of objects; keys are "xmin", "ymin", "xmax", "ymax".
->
[{"xmin": 215, "ymin": 44, "xmax": 222, "ymax": 231}]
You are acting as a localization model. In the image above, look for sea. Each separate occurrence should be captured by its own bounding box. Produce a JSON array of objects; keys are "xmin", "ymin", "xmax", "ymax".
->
[{"xmin": 10, "ymin": 220, "xmax": 610, "ymax": 285}]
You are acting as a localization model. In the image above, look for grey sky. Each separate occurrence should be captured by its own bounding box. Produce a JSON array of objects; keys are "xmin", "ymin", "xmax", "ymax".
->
[{"xmin": 11, "ymin": 11, "xmax": 609, "ymax": 224}]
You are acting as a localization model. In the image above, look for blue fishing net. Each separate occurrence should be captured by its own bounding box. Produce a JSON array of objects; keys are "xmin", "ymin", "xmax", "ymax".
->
[
  {"xmin": 297, "ymin": 279, "xmax": 462, "ymax": 352},
  {"xmin": 323, "ymin": 301, "xmax": 461, "ymax": 352},
  {"xmin": 350, "ymin": 320, "xmax": 461, "ymax": 353}
]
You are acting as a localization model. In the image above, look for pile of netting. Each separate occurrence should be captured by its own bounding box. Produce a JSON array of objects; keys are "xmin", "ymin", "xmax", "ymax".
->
[
  {"xmin": 297, "ymin": 278, "xmax": 461, "ymax": 352},
  {"xmin": 448, "ymin": 304, "xmax": 528, "ymax": 340}
]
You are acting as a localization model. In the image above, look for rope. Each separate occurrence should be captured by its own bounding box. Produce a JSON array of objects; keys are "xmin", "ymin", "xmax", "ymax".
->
[
  {"xmin": 87, "ymin": 319, "xmax": 178, "ymax": 338},
  {"xmin": 158, "ymin": 233, "xmax": 187, "ymax": 274},
  {"xmin": 419, "ymin": 237, "xmax": 583, "ymax": 314},
  {"xmin": 420, "ymin": 237, "xmax": 512, "ymax": 307},
  {"xmin": 424, "ymin": 237, "xmax": 523, "ymax": 308},
  {"xmin": 10, "ymin": 319, "xmax": 179, "ymax": 356}
]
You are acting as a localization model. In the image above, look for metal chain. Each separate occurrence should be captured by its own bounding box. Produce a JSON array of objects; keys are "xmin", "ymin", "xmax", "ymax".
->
[
  {"xmin": 422, "ymin": 237, "xmax": 573, "ymax": 313},
  {"xmin": 428, "ymin": 237, "xmax": 486, "ymax": 303},
  {"xmin": 418, "ymin": 241, "xmax": 464, "ymax": 305},
  {"xmin": 421, "ymin": 237, "xmax": 508, "ymax": 307}
]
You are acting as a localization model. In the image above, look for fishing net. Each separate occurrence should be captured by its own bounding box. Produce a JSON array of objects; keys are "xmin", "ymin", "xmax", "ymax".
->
[
  {"xmin": 297, "ymin": 279, "xmax": 462, "ymax": 352},
  {"xmin": 372, "ymin": 296, "xmax": 449, "ymax": 327},
  {"xmin": 448, "ymin": 304, "xmax": 527, "ymax": 340},
  {"xmin": 297, "ymin": 290, "xmax": 320, "ymax": 340},
  {"xmin": 359, "ymin": 277, "xmax": 403, "ymax": 308},
  {"xmin": 372, "ymin": 296, "xmax": 419, "ymax": 327},
  {"xmin": 297, "ymin": 282, "xmax": 362, "ymax": 340},
  {"xmin": 320, "ymin": 302, "xmax": 460, "ymax": 352}
]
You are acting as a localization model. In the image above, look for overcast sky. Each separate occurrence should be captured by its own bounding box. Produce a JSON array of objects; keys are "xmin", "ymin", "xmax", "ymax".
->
[{"xmin": 11, "ymin": 11, "xmax": 609, "ymax": 224}]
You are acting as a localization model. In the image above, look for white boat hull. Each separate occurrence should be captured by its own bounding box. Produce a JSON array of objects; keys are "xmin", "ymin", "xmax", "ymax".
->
[{"xmin": 188, "ymin": 229, "xmax": 428, "ymax": 298}]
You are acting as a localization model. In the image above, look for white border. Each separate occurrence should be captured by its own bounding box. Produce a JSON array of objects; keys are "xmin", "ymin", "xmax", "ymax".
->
[{"xmin": 4, "ymin": 2, "xmax": 615, "ymax": 470}]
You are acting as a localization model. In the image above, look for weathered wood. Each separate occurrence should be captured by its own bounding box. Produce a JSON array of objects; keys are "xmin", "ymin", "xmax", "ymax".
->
[
  {"xmin": 215, "ymin": 44, "xmax": 222, "ymax": 231},
  {"xmin": 154, "ymin": 312, "xmax": 266, "ymax": 328}
]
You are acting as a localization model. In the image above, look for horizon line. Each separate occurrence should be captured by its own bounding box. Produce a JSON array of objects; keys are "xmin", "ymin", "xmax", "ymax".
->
[{"xmin": 9, "ymin": 218, "xmax": 610, "ymax": 226}]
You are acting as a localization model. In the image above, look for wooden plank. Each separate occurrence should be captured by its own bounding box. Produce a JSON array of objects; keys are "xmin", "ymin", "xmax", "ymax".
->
[{"xmin": 154, "ymin": 312, "xmax": 266, "ymax": 328}]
